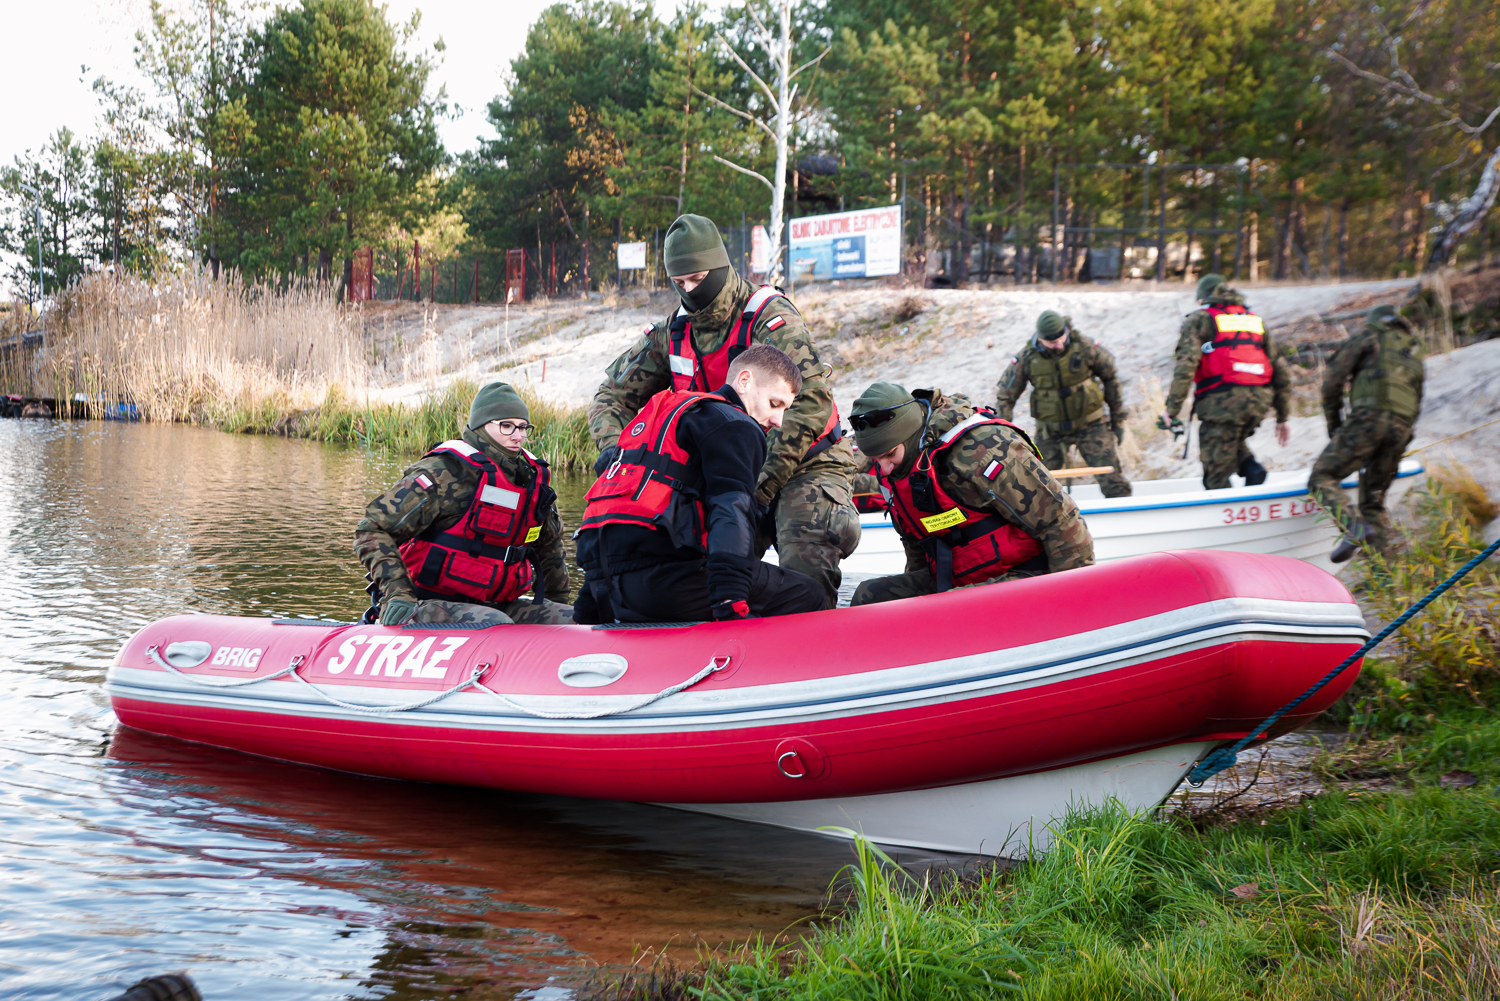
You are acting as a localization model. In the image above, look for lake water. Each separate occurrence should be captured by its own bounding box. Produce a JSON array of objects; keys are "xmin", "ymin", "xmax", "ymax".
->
[{"xmin": 0, "ymin": 420, "xmax": 911, "ymax": 1001}]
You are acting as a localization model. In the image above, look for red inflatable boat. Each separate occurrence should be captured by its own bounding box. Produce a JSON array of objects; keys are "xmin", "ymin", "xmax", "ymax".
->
[{"xmin": 107, "ymin": 550, "xmax": 1366, "ymax": 854}]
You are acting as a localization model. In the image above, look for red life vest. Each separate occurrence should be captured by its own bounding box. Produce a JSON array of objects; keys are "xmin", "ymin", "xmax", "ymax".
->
[
  {"xmin": 398, "ymin": 439, "xmax": 550, "ymax": 604},
  {"xmin": 667, "ymin": 285, "xmax": 844, "ymax": 459},
  {"xmin": 1192, "ymin": 305, "xmax": 1273, "ymax": 398},
  {"xmin": 579, "ymin": 389, "xmax": 723, "ymax": 551},
  {"xmin": 881, "ymin": 414, "xmax": 1046, "ymax": 590}
]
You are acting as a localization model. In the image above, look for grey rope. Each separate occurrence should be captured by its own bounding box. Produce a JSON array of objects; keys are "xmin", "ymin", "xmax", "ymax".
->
[
  {"xmin": 472, "ymin": 656, "xmax": 731, "ymax": 719},
  {"xmin": 1188, "ymin": 535, "xmax": 1500, "ymax": 785},
  {"xmin": 146, "ymin": 645, "xmax": 731, "ymax": 720}
]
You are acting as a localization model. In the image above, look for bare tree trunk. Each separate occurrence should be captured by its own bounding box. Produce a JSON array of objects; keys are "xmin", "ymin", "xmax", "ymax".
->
[
  {"xmin": 1247, "ymin": 212, "xmax": 1259, "ymax": 281},
  {"xmin": 1427, "ymin": 146, "xmax": 1500, "ymax": 270},
  {"xmin": 1338, "ymin": 197, "xmax": 1350, "ymax": 279},
  {"xmin": 1413, "ymin": 190, "xmax": 1430, "ymax": 266}
]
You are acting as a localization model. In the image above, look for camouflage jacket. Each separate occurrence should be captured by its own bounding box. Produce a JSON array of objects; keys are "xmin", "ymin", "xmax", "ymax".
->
[
  {"xmin": 994, "ymin": 331, "xmax": 1125, "ymax": 429},
  {"xmin": 1321, "ymin": 321, "xmax": 1425, "ymax": 425},
  {"xmin": 1164, "ymin": 295, "xmax": 1291, "ymax": 423},
  {"xmin": 353, "ymin": 428, "xmax": 570, "ymax": 603},
  {"xmin": 889, "ymin": 391, "xmax": 1095, "ymax": 574},
  {"xmin": 587, "ymin": 266, "xmax": 852, "ymax": 506}
]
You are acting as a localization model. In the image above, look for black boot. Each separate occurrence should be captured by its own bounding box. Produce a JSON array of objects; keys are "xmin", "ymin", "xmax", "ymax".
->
[
  {"xmin": 1238, "ymin": 455, "xmax": 1267, "ymax": 486},
  {"xmin": 1330, "ymin": 520, "xmax": 1372, "ymax": 564}
]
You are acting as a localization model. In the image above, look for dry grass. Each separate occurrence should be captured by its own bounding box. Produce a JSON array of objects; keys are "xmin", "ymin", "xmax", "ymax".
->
[
  {"xmin": 1428, "ymin": 462, "xmax": 1500, "ymax": 527},
  {"xmin": 6, "ymin": 270, "xmax": 364, "ymax": 422}
]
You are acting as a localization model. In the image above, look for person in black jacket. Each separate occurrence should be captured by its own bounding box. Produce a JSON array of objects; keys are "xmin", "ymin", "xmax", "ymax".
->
[{"xmin": 573, "ymin": 344, "xmax": 825, "ymax": 623}]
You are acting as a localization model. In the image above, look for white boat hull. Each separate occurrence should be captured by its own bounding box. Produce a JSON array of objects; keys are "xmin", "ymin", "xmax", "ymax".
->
[
  {"xmin": 663, "ymin": 741, "xmax": 1216, "ymax": 856},
  {"xmin": 838, "ymin": 461, "xmax": 1424, "ymax": 578}
]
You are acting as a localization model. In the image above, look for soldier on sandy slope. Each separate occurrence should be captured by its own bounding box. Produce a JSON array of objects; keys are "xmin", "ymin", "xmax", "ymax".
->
[
  {"xmin": 354, "ymin": 383, "xmax": 574, "ymax": 626},
  {"xmin": 847, "ymin": 383, "xmax": 1094, "ymax": 606},
  {"xmin": 1158, "ymin": 273, "xmax": 1291, "ymax": 489},
  {"xmin": 1309, "ymin": 304, "xmax": 1426, "ymax": 563},
  {"xmin": 995, "ymin": 310, "xmax": 1132, "ymax": 497},
  {"xmin": 588, "ymin": 214, "xmax": 859, "ymax": 608}
]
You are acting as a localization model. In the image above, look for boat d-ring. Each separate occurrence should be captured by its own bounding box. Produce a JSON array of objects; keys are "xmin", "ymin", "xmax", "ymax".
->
[{"xmin": 777, "ymin": 750, "xmax": 807, "ymax": 778}]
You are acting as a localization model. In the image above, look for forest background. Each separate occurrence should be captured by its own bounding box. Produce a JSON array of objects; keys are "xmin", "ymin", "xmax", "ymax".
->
[{"xmin": 2, "ymin": 0, "xmax": 1498, "ymax": 306}]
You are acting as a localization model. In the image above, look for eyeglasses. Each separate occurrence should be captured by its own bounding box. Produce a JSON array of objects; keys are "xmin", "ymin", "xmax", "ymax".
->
[
  {"xmin": 490, "ymin": 420, "xmax": 535, "ymax": 437},
  {"xmin": 849, "ymin": 399, "xmax": 917, "ymax": 432}
]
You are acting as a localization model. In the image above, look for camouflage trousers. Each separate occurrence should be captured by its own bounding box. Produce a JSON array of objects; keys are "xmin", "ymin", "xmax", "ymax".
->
[
  {"xmin": 1308, "ymin": 408, "xmax": 1414, "ymax": 551},
  {"xmin": 399, "ymin": 597, "xmax": 576, "ymax": 626},
  {"xmin": 1198, "ymin": 418, "xmax": 1263, "ymax": 490},
  {"xmin": 1036, "ymin": 422, "xmax": 1132, "ymax": 498},
  {"xmin": 757, "ymin": 464, "xmax": 862, "ymax": 610},
  {"xmin": 850, "ymin": 565, "xmax": 1048, "ymax": 606}
]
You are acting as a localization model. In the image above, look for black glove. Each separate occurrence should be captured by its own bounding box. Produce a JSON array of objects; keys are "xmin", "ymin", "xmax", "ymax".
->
[
  {"xmin": 593, "ymin": 445, "xmax": 621, "ymax": 476},
  {"xmin": 710, "ymin": 599, "xmax": 749, "ymax": 621},
  {"xmin": 380, "ymin": 598, "xmax": 417, "ymax": 626}
]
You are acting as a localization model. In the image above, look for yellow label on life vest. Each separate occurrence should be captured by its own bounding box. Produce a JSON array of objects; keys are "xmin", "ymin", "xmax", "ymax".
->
[
  {"xmin": 920, "ymin": 507, "xmax": 967, "ymax": 533},
  {"xmin": 1213, "ymin": 313, "xmax": 1264, "ymax": 334},
  {"xmin": 525, "ymin": 525, "xmax": 542, "ymax": 543}
]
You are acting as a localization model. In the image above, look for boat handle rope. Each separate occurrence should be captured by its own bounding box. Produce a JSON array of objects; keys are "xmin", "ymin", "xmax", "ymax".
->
[
  {"xmin": 144, "ymin": 645, "xmax": 731, "ymax": 719},
  {"xmin": 471, "ymin": 656, "xmax": 731, "ymax": 720},
  {"xmin": 1188, "ymin": 535, "xmax": 1500, "ymax": 786}
]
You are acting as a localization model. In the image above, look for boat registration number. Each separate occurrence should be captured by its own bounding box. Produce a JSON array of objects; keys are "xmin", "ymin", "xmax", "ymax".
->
[{"xmin": 1220, "ymin": 499, "xmax": 1319, "ymax": 524}]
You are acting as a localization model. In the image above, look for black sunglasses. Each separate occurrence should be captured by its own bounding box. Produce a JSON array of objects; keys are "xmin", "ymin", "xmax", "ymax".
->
[{"xmin": 849, "ymin": 399, "xmax": 918, "ymax": 432}]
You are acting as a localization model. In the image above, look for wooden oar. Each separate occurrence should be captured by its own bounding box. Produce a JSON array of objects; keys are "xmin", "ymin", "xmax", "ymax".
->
[{"xmin": 1051, "ymin": 466, "xmax": 1116, "ymax": 479}]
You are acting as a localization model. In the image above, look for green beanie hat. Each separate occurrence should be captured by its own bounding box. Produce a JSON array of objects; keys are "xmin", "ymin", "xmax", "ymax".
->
[
  {"xmin": 1367, "ymin": 304, "xmax": 1399, "ymax": 323},
  {"xmin": 468, "ymin": 382, "xmax": 529, "ymax": 430},
  {"xmin": 664, "ymin": 214, "xmax": 730, "ymax": 276},
  {"xmin": 1036, "ymin": 310, "xmax": 1067, "ymax": 339},
  {"xmin": 1196, "ymin": 273, "xmax": 1228, "ymax": 302},
  {"xmin": 852, "ymin": 381, "xmax": 925, "ymax": 458}
]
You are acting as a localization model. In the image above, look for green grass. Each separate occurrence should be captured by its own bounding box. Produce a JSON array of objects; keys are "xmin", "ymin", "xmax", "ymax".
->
[{"xmin": 218, "ymin": 380, "xmax": 597, "ymax": 472}]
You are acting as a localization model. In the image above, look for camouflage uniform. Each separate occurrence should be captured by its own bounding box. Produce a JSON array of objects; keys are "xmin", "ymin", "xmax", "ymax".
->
[
  {"xmin": 1163, "ymin": 290, "xmax": 1291, "ymax": 489},
  {"xmin": 995, "ymin": 330, "xmax": 1131, "ymax": 497},
  {"xmin": 354, "ymin": 428, "xmax": 574, "ymax": 625},
  {"xmin": 851, "ymin": 391, "xmax": 1095, "ymax": 605},
  {"xmin": 589, "ymin": 266, "xmax": 859, "ymax": 608},
  {"xmin": 1308, "ymin": 316, "xmax": 1425, "ymax": 551}
]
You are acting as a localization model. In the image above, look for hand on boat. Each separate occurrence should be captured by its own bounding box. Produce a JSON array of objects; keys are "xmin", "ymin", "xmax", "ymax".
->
[
  {"xmin": 1156, "ymin": 413, "xmax": 1184, "ymax": 439},
  {"xmin": 710, "ymin": 599, "xmax": 750, "ymax": 621},
  {"xmin": 1275, "ymin": 421, "xmax": 1290, "ymax": 447},
  {"xmin": 380, "ymin": 598, "xmax": 417, "ymax": 626},
  {"xmin": 1112, "ymin": 423, "xmax": 1125, "ymax": 445}
]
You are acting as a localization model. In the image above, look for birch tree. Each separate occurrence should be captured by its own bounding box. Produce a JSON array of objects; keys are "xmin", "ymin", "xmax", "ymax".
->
[{"xmin": 697, "ymin": 0, "xmax": 828, "ymax": 282}]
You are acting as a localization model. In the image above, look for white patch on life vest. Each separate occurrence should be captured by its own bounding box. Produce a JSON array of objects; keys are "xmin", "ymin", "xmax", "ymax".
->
[
  {"xmin": 437, "ymin": 439, "xmax": 478, "ymax": 456},
  {"xmin": 744, "ymin": 285, "xmax": 783, "ymax": 313},
  {"xmin": 669, "ymin": 354, "xmax": 695, "ymax": 377},
  {"xmin": 481, "ymin": 484, "xmax": 521, "ymax": 509},
  {"xmin": 983, "ymin": 459, "xmax": 1003, "ymax": 480},
  {"xmin": 765, "ymin": 315, "xmax": 786, "ymax": 331},
  {"xmin": 1232, "ymin": 362, "xmax": 1266, "ymax": 374},
  {"xmin": 413, "ymin": 473, "xmax": 434, "ymax": 490},
  {"xmin": 938, "ymin": 413, "xmax": 991, "ymax": 444}
]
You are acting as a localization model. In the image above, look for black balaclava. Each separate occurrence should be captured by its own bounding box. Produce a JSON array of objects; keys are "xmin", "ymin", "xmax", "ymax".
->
[{"xmin": 680, "ymin": 266, "xmax": 730, "ymax": 313}]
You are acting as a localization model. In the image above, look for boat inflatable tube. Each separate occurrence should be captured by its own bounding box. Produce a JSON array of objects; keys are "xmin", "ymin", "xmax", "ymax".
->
[{"xmin": 107, "ymin": 550, "xmax": 1367, "ymax": 854}]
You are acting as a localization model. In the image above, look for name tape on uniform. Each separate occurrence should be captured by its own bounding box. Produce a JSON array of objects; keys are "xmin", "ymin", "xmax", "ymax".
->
[{"xmin": 920, "ymin": 507, "xmax": 968, "ymax": 533}]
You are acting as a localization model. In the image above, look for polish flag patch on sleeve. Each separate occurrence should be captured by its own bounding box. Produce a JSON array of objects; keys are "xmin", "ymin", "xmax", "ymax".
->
[
  {"xmin": 765, "ymin": 315, "xmax": 786, "ymax": 331},
  {"xmin": 414, "ymin": 473, "xmax": 435, "ymax": 490},
  {"xmin": 983, "ymin": 460, "xmax": 1003, "ymax": 480}
]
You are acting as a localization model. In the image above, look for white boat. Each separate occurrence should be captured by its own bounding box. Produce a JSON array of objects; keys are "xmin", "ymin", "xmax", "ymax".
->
[{"xmin": 841, "ymin": 459, "xmax": 1424, "ymax": 578}]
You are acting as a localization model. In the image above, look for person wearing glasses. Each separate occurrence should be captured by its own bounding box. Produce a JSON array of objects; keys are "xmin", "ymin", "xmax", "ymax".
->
[
  {"xmin": 587, "ymin": 214, "xmax": 860, "ymax": 611},
  {"xmin": 353, "ymin": 382, "xmax": 574, "ymax": 626},
  {"xmin": 847, "ymin": 383, "xmax": 1094, "ymax": 606}
]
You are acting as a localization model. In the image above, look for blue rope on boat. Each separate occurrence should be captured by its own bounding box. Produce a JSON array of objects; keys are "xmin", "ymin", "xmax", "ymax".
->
[{"xmin": 1188, "ymin": 536, "xmax": 1500, "ymax": 786}]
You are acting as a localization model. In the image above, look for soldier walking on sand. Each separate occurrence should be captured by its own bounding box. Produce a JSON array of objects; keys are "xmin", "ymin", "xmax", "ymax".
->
[
  {"xmin": 847, "ymin": 383, "xmax": 1094, "ymax": 606},
  {"xmin": 995, "ymin": 310, "xmax": 1132, "ymax": 497},
  {"xmin": 1309, "ymin": 304, "xmax": 1426, "ymax": 563},
  {"xmin": 588, "ymin": 214, "xmax": 859, "ymax": 609},
  {"xmin": 354, "ymin": 383, "xmax": 574, "ymax": 626},
  {"xmin": 1158, "ymin": 273, "xmax": 1291, "ymax": 489}
]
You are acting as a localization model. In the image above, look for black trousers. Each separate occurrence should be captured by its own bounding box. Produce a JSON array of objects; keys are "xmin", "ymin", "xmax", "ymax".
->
[{"xmin": 573, "ymin": 559, "xmax": 824, "ymax": 624}]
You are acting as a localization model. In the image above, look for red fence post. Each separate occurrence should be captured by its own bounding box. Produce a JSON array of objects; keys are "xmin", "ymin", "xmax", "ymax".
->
[{"xmin": 414, "ymin": 241, "xmax": 421, "ymax": 300}]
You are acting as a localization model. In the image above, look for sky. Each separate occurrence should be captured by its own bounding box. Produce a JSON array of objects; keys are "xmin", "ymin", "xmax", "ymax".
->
[{"xmin": 0, "ymin": 0, "xmax": 678, "ymax": 171}]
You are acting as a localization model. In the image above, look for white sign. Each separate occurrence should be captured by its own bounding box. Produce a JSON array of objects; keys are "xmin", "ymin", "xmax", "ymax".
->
[
  {"xmin": 617, "ymin": 241, "xmax": 648, "ymax": 270},
  {"xmin": 750, "ymin": 225, "xmax": 771, "ymax": 274},
  {"xmin": 788, "ymin": 206, "xmax": 903, "ymax": 280}
]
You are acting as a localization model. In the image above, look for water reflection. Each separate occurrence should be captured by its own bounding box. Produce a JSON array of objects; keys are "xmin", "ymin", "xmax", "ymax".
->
[{"xmin": 0, "ymin": 420, "xmax": 892, "ymax": 1001}]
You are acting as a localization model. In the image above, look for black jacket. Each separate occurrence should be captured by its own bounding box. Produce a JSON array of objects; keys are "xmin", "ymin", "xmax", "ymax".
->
[{"xmin": 577, "ymin": 384, "xmax": 766, "ymax": 603}]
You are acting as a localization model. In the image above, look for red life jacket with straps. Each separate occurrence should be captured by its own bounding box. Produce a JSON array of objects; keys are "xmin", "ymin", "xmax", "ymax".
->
[
  {"xmin": 667, "ymin": 285, "xmax": 844, "ymax": 459},
  {"xmin": 880, "ymin": 414, "xmax": 1046, "ymax": 591},
  {"xmin": 579, "ymin": 389, "xmax": 723, "ymax": 551},
  {"xmin": 398, "ymin": 439, "xmax": 551, "ymax": 604},
  {"xmin": 1192, "ymin": 305, "xmax": 1273, "ymax": 398}
]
